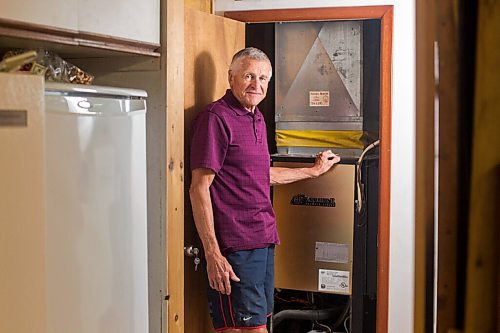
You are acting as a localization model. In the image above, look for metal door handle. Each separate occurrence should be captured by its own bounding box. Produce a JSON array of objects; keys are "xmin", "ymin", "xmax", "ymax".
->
[{"xmin": 184, "ymin": 245, "xmax": 199, "ymax": 257}]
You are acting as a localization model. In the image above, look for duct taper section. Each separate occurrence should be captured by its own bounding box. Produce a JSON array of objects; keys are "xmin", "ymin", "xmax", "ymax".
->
[{"xmin": 275, "ymin": 21, "xmax": 366, "ymax": 156}]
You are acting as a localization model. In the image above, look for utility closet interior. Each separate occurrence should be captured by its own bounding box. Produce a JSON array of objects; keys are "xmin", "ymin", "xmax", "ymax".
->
[{"xmin": 186, "ymin": 7, "xmax": 391, "ymax": 333}]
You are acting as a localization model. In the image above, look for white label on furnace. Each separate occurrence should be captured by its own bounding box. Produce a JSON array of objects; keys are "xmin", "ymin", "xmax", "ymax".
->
[
  {"xmin": 318, "ymin": 269, "xmax": 350, "ymax": 293},
  {"xmin": 309, "ymin": 91, "xmax": 330, "ymax": 107},
  {"xmin": 315, "ymin": 242, "xmax": 349, "ymax": 263}
]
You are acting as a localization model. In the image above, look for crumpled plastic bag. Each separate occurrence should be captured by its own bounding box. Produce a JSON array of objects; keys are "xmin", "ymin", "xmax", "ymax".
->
[{"xmin": 2, "ymin": 49, "xmax": 94, "ymax": 85}]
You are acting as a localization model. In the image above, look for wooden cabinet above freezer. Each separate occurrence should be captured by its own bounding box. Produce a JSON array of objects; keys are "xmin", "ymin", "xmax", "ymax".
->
[
  {"xmin": 0, "ymin": 0, "xmax": 160, "ymax": 57},
  {"xmin": 78, "ymin": 0, "xmax": 159, "ymax": 45},
  {"xmin": 1, "ymin": 0, "xmax": 79, "ymax": 31}
]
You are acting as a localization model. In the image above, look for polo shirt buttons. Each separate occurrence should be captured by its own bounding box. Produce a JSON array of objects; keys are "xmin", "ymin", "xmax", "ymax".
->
[{"xmin": 254, "ymin": 117, "xmax": 262, "ymax": 143}]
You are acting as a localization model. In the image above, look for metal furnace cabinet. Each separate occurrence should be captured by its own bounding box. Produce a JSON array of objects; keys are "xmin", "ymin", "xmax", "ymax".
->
[{"xmin": 272, "ymin": 155, "xmax": 379, "ymax": 333}]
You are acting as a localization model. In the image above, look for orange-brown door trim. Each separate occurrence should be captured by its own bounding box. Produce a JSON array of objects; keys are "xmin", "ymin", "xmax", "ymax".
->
[{"xmin": 225, "ymin": 6, "xmax": 393, "ymax": 333}]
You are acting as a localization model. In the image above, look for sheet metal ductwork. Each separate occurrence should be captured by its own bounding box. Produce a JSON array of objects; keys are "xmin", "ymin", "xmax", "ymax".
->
[{"xmin": 275, "ymin": 21, "xmax": 370, "ymax": 157}]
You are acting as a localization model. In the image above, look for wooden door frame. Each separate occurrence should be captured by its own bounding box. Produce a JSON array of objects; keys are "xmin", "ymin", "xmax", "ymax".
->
[{"xmin": 225, "ymin": 6, "xmax": 393, "ymax": 333}]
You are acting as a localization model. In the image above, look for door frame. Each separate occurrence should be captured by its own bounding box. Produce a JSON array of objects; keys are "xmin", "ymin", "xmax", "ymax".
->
[{"xmin": 225, "ymin": 6, "xmax": 393, "ymax": 333}]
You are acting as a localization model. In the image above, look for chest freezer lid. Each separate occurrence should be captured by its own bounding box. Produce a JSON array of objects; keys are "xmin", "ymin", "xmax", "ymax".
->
[{"xmin": 44, "ymin": 82, "xmax": 147, "ymax": 99}]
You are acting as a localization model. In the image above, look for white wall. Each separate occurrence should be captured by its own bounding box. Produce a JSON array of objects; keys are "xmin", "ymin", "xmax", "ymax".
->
[{"xmin": 215, "ymin": 1, "xmax": 416, "ymax": 333}]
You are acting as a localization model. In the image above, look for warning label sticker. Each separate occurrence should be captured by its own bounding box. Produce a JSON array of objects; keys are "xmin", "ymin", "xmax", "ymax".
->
[
  {"xmin": 315, "ymin": 242, "xmax": 349, "ymax": 263},
  {"xmin": 318, "ymin": 269, "xmax": 350, "ymax": 293},
  {"xmin": 309, "ymin": 91, "xmax": 330, "ymax": 107}
]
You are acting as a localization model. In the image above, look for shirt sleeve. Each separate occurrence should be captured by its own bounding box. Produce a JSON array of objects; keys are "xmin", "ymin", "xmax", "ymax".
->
[{"xmin": 190, "ymin": 110, "xmax": 229, "ymax": 173}]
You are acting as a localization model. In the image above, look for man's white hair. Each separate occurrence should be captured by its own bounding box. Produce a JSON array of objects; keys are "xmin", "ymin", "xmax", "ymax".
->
[{"xmin": 229, "ymin": 47, "xmax": 272, "ymax": 78}]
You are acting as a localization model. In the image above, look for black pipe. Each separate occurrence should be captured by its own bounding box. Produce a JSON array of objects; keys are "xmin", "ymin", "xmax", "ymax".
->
[{"xmin": 272, "ymin": 308, "xmax": 338, "ymax": 329}]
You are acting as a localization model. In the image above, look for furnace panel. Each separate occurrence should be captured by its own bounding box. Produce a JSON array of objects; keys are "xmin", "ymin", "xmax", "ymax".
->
[{"xmin": 273, "ymin": 162, "xmax": 355, "ymax": 294}]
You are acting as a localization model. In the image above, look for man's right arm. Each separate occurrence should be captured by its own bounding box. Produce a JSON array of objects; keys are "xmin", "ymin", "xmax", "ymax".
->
[{"xmin": 189, "ymin": 168, "xmax": 239, "ymax": 295}]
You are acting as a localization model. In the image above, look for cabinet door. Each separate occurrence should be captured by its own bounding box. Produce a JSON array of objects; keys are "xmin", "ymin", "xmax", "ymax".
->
[
  {"xmin": 77, "ymin": 0, "xmax": 159, "ymax": 43},
  {"xmin": 0, "ymin": 73, "xmax": 46, "ymax": 333},
  {"xmin": 183, "ymin": 9, "xmax": 245, "ymax": 333},
  {"xmin": 1, "ymin": 0, "xmax": 78, "ymax": 30}
]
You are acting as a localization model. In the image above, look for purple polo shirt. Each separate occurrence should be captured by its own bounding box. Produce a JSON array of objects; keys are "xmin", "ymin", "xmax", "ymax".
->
[{"xmin": 190, "ymin": 90, "xmax": 279, "ymax": 254}]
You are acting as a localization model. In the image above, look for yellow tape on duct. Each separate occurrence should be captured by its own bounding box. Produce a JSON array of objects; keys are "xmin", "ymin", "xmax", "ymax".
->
[{"xmin": 276, "ymin": 130, "xmax": 368, "ymax": 149}]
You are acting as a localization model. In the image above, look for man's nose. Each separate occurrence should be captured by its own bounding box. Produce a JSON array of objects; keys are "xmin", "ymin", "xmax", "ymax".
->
[{"xmin": 250, "ymin": 77, "xmax": 261, "ymax": 89}]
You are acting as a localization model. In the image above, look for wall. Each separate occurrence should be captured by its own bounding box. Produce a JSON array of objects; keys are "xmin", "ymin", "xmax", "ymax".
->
[{"xmin": 214, "ymin": 1, "xmax": 416, "ymax": 333}]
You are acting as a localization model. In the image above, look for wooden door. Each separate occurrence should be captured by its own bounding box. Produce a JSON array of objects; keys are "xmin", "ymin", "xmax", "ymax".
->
[{"xmin": 184, "ymin": 9, "xmax": 245, "ymax": 333}]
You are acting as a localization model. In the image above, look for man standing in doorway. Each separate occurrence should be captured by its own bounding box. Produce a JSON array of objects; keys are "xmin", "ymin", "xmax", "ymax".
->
[{"xmin": 189, "ymin": 47, "xmax": 340, "ymax": 333}]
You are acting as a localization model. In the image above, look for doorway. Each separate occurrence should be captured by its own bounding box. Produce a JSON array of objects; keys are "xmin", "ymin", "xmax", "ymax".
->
[{"xmin": 181, "ymin": 6, "xmax": 393, "ymax": 333}]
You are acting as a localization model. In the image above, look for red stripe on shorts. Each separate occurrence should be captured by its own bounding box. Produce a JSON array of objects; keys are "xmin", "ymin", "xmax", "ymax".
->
[{"xmin": 218, "ymin": 292, "xmax": 228, "ymax": 327}]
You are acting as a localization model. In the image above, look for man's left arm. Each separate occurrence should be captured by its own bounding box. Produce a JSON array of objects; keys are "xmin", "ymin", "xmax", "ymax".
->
[{"xmin": 270, "ymin": 150, "xmax": 341, "ymax": 186}]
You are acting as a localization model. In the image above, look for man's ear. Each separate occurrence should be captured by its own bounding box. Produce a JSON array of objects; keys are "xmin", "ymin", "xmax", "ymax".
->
[{"xmin": 227, "ymin": 70, "xmax": 232, "ymax": 85}]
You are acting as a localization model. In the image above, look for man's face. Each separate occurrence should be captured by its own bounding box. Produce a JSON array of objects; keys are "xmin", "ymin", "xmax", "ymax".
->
[{"xmin": 228, "ymin": 58, "xmax": 272, "ymax": 112}]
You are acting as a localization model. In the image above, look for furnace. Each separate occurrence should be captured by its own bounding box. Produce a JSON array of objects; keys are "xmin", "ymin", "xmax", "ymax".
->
[{"xmin": 273, "ymin": 161, "xmax": 356, "ymax": 295}]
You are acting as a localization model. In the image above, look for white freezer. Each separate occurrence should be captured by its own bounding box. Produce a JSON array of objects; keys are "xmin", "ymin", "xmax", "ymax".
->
[{"xmin": 44, "ymin": 82, "xmax": 149, "ymax": 333}]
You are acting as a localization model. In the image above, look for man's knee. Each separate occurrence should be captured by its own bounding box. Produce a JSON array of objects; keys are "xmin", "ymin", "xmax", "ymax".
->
[
  {"xmin": 242, "ymin": 328, "xmax": 267, "ymax": 333},
  {"xmin": 221, "ymin": 329, "xmax": 267, "ymax": 333}
]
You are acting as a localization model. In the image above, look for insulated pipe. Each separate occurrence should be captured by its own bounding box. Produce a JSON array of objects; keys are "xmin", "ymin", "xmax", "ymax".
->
[{"xmin": 272, "ymin": 308, "xmax": 338, "ymax": 329}]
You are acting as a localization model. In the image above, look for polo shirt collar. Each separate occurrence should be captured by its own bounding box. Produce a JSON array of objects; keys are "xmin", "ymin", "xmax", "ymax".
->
[{"xmin": 223, "ymin": 89, "xmax": 261, "ymax": 117}]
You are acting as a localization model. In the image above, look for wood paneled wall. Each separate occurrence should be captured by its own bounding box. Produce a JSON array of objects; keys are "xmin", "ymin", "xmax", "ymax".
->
[
  {"xmin": 415, "ymin": 1, "xmax": 500, "ymax": 333},
  {"xmin": 415, "ymin": 1, "xmax": 436, "ymax": 332},
  {"xmin": 465, "ymin": 1, "xmax": 500, "ymax": 332}
]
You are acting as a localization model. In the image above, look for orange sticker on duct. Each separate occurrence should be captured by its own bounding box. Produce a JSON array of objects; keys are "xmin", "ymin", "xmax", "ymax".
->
[{"xmin": 309, "ymin": 91, "xmax": 330, "ymax": 107}]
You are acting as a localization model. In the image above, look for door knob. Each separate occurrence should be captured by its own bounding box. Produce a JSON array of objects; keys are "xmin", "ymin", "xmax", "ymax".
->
[
  {"xmin": 184, "ymin": 245, "xmax": 199, "ymax": 257},
  {"xmin": 184, "ymin": 245, "xmax": 201, "ymax": 271}
]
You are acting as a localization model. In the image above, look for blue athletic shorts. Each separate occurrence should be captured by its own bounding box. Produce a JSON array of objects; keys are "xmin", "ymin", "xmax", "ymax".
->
[{"xmin": 203, "ymin": 246, "xmax": 275, "ymax": 331}]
